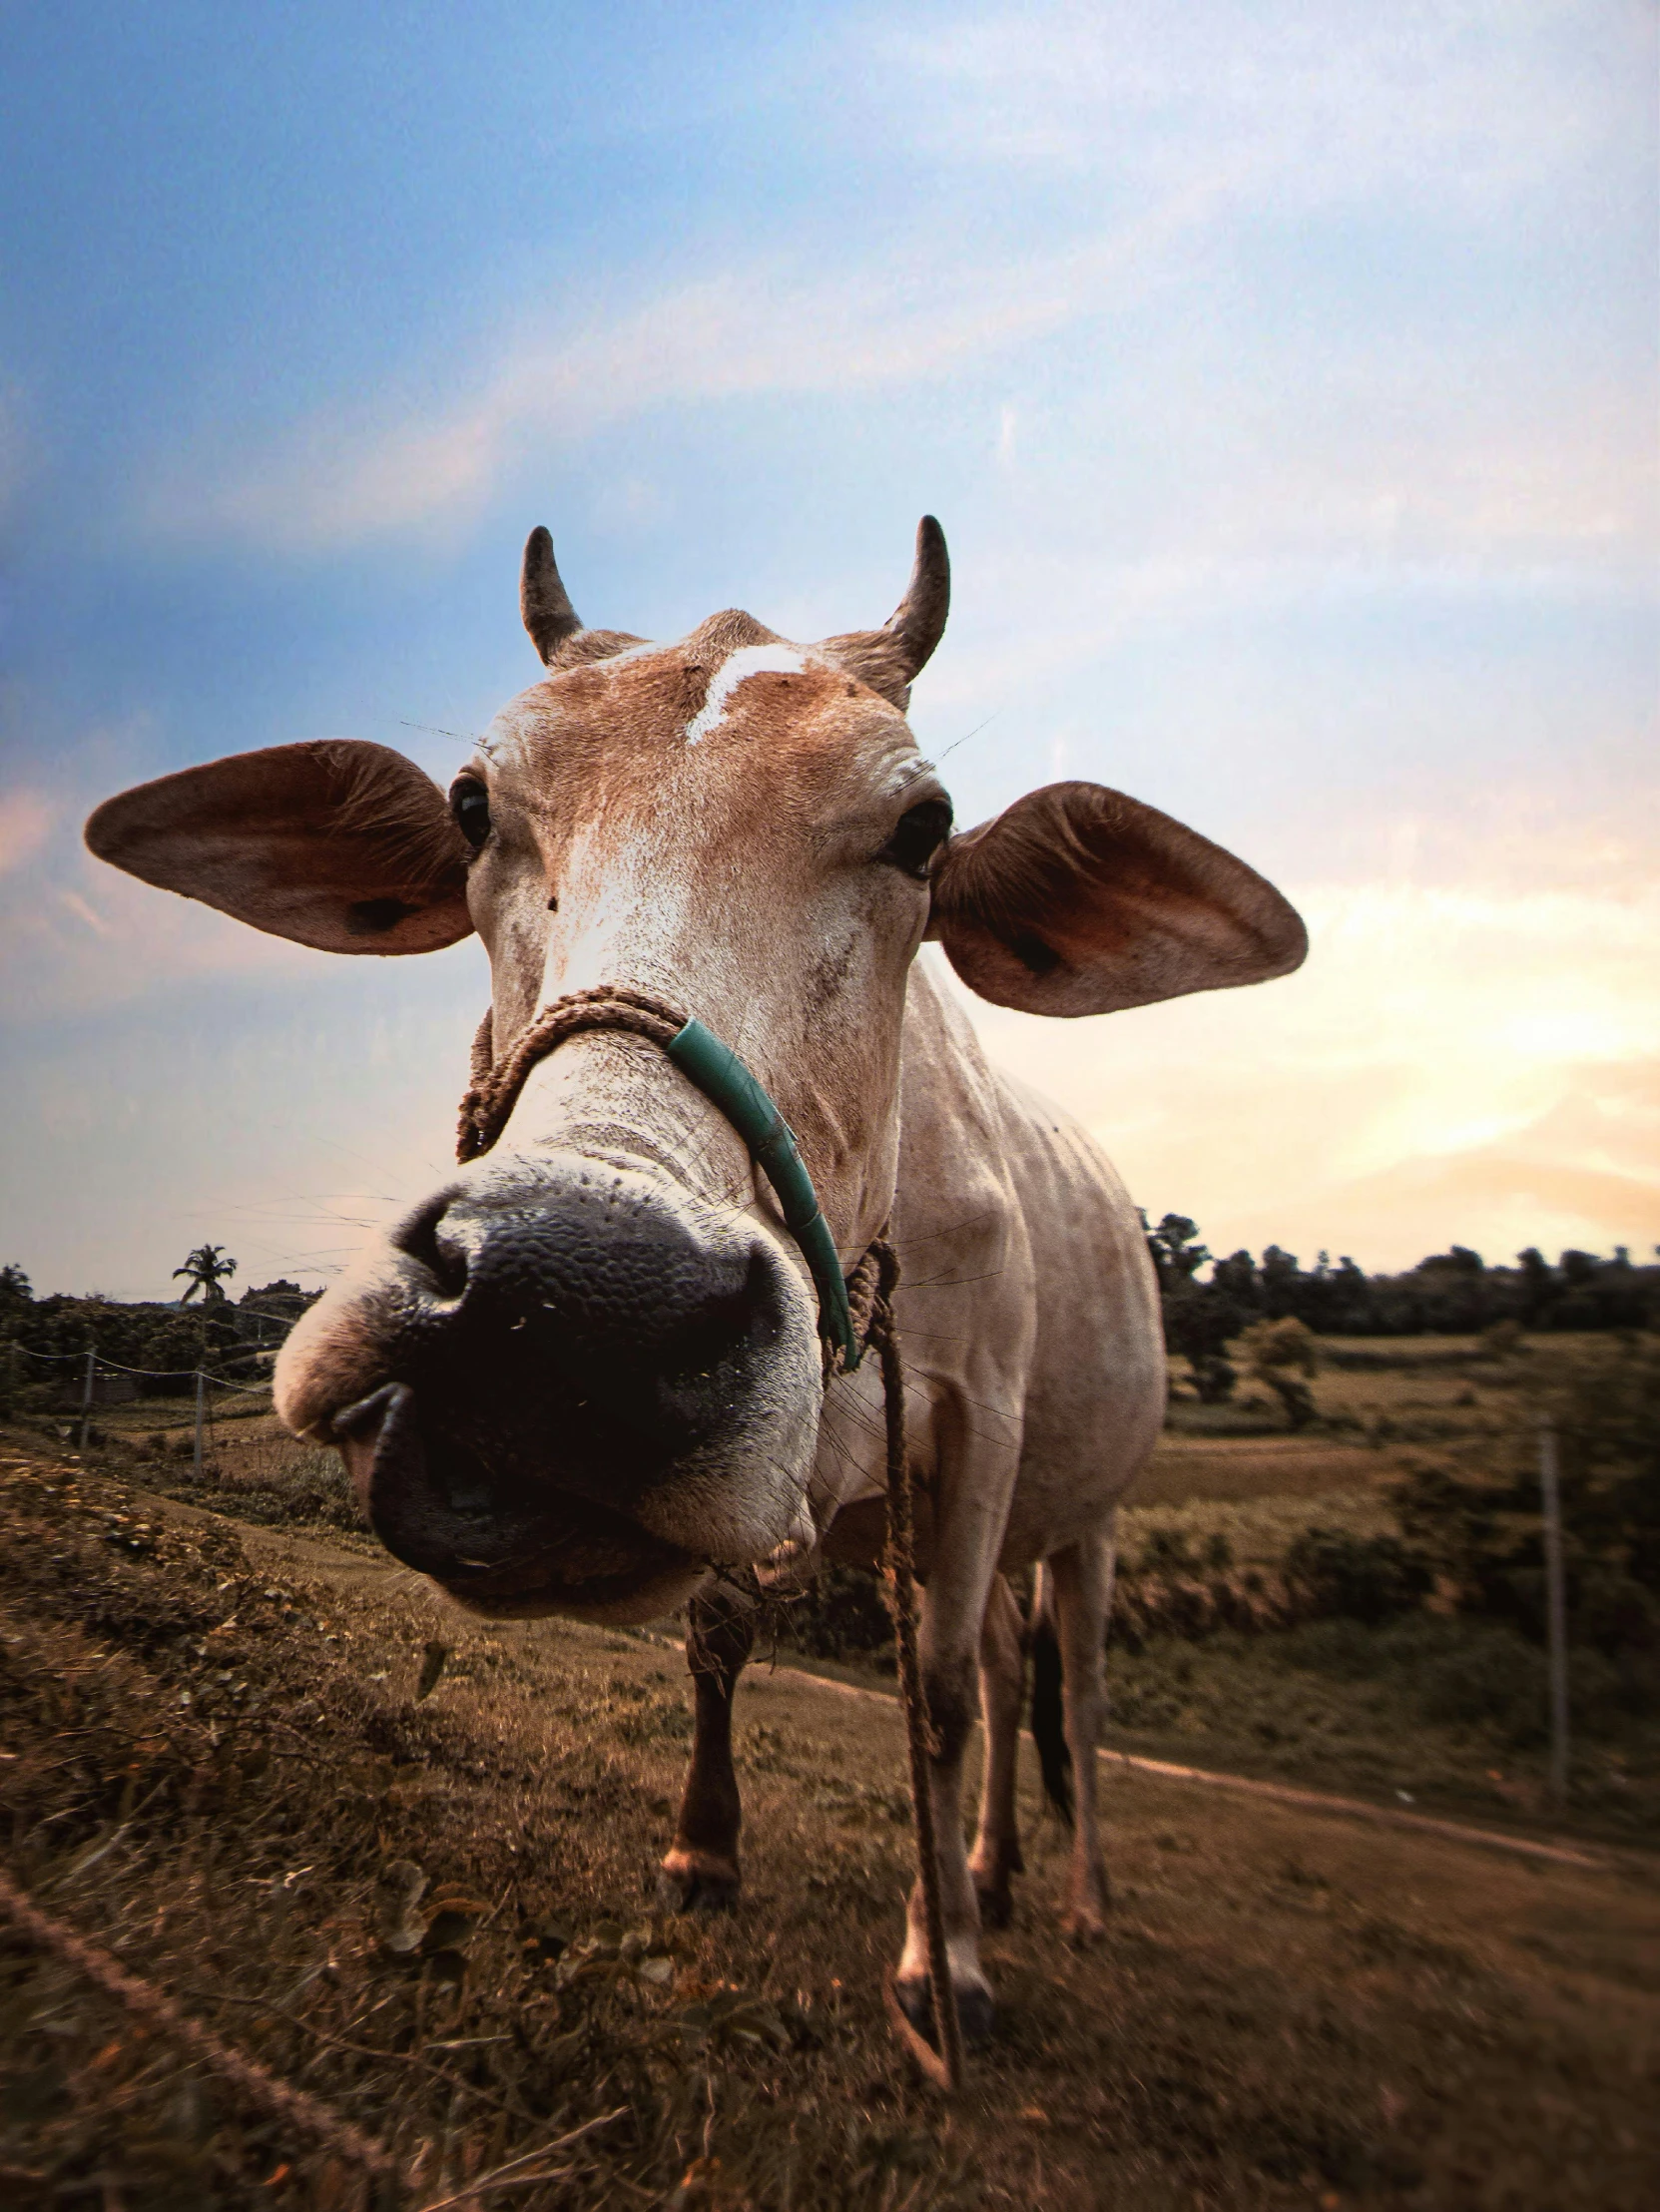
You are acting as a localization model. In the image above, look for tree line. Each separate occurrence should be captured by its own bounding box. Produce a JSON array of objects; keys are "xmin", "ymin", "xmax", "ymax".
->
[
  {"xmin": 0, "ymin": 1260, "xmax": 320, "ymax": 1401},
  {"xmin": 1142, "ymin": 1216, "xmax": 1659, "ymax": 1402}
]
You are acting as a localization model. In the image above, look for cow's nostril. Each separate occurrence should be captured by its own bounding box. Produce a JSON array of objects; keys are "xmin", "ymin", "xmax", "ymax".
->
[
  {"xmin": 392, "ymin": 1192, "xmax": 469, "ymax": 1300},
  {"xmin": 636, "ymin": 1247, "xmax": 785, "ymax": 1445},
  {"xmin": 371, "ymin": 1175, "xmax": 799, "ymax": 1491},
  {"xmin": 659, "ymin": 1247, "xmax": 783, "ymax": 1378}
]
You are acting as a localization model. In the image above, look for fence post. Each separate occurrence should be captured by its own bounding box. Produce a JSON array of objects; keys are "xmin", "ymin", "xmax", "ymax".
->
[
  {"xmin": 1538, "ymin": 1417, "xmax": 1570, "ymax": 1808},
  {"xmin": 193, "ymin": 1370, "xmax": 207, "ymax": 1482},
  {"xmin": 78, "ymin": 1348, "xmax": 97, "ymax": 1451}
]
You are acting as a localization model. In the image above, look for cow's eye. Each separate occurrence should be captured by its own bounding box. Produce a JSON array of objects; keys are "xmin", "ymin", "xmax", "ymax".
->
[
  {"xmin": 450, "ymin": 778, "xmax": 491, "ymax": 850},
  {"xmin": 878, "ymin": 797, "xmax": 953, "ymax": 879}
]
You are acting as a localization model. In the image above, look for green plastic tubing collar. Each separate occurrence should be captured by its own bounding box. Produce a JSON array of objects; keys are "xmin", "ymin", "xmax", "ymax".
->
[{"xmin": 665, "ymin": 1018, "xmax": 859, "ymax": 1371}]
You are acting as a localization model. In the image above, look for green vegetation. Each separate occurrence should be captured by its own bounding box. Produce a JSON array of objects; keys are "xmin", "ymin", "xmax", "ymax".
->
[
  {"xmin": 1102, "ymin": 1611, "xmax": 1653, "ymax": 1830},
  {"xmin": 172, "ymin": 1241, "xmax": 239, "ymax": 1304},
  {"xmin": 4, "ymin": 1436, "xmax": 1656, "ymax": 2209},
  {"xmin": 0, "ymin": 1262, "xmax": 319, "ymax": 1413},
  {"xmin": 5, "ymin": 1250, "xmax": 1656, "ymax": 1839},
  {"xmin": 1142, "ymin": 1211, "xmax": 1658, "ymax": 1358}
]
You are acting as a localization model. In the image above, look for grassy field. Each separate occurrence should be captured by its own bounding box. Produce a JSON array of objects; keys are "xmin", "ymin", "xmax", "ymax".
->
[
  {"xmin": 62, "ymin": 1332, "xmax": 1660, "ymax": 1842},
  {"xmin": 1114, "ymin": 1334, "xmax": 1659, "ymax": 1842},
  {"xmin": 81, "ymin": 1389, "xmax": 362, "ymax": 1529},
  {"xmin": 2, "ymin": 1428, "xmax": 1657, "ymax": 2209}
]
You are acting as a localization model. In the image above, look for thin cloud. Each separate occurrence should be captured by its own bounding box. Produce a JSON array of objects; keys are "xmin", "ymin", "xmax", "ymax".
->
[
  {"xmin": 140, "ymin": 193, "xmax": 1215, "ymax": 553},
  {"xmin": 1, "ymin": 823, "xmax": 342, "ymax": 1018},
  {"xmin": 866, "ymin": 0, "xmax": 1648, "ymax": 209},
  {"xmin": 0, "ymin": 791, "xmax": 51, "ymax": 875},
  {"xmin": 57, "ymin": 888, "xmax": 112, "ymax": 938},
  {"xmin": 940, "ymin": 870, "xmax": 1660, "ymax": 1270}
]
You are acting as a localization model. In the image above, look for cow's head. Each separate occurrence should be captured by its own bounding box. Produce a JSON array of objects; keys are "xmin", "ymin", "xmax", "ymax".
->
[{"xmin": 86, "ymin": 521, "xmax": 1306, "ymax": 1622}]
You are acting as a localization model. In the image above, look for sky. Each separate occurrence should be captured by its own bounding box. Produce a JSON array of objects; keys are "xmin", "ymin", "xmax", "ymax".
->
[{"xmin": 1, "ymin": 0, "xmax": 1655, "ymax": 1299}]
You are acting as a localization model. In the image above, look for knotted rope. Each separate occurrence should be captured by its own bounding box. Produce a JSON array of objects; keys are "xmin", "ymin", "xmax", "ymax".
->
[
  {"xmin": 457, "ymin": 985, "xmax": 685, "ymax": 1163},
  {"xmin": 867, "ymin": 1245, "xmax": 966, "ymax": 2095},
  {"xmin": 461, "ymin": 988, "xmax": 963, "ymax": 2089}
]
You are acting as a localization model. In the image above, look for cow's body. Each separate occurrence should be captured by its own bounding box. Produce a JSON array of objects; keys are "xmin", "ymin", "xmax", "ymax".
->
[
  {"xmin": 658, "ymin": 961, "xmax": 1167, "ymax": 2011},
  {"xmin": 86, "ymin": 518, "xmax": 1303, "ymax": 2041},
  {"xmin": 813, "ymin": 961, "xmax": 1164, "ymax": 1575}
]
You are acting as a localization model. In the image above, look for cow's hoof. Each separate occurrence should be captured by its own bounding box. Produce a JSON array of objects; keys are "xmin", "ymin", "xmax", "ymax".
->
[
  {"xmin": 972, "ymin": 1881, "xmax": 1013, "ymax": 1931},
  {"xmin": 894, "ymin": 1975, "xmax": 998, "ymax": 2049},
  {"xmin": 657, "ymin": 1852, "xmax": 742, "ymax": 1915}
]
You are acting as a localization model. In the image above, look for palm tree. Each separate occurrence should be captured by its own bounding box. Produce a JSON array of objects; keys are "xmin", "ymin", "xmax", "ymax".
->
[{"xmin": 174, "ymin": 1245, "xmax": 238, "ymax": 1306}]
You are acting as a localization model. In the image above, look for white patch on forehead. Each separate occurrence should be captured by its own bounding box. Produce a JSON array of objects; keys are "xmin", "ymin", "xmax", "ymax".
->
[{"xmin": 683, "ymin": 644, "xmax": 806, "ymax": 746}]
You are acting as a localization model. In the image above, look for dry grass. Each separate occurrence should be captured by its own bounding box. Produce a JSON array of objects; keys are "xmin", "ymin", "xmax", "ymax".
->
[
  {"xmin": 1162, "ymin": 1333, "xmax": 1614, "ymax": 1457},
  {"xmin": 1121, "ymin": 1489, "xmax": 1393, "ymax": 1571},
  {"xmin": 1134, "ymin": 1438, "xmax": 1386, "ymax": 1511},
  {"xmin": 2, "ymin": 1427, "xmax": 1658, "ymax": 2209},
  {"xmin": 86, "ymin": 1397, "xmax": 365, "ymax": 1532},
  {"xmin": 1144, "ymin": 1334, "xmax": 1624, "ymax": 1519},
  {"xmin": 1308, "ymin": 1333, "xmax": 1604, "ymax": 1441}
]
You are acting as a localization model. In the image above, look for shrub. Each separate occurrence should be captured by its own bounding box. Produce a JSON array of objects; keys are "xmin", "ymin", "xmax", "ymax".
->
[
  {"xmin": 1139, "ymin": 1527, "xmax": 1200, "ymax": 1576},
  {"xmin": 772, "ymin": 1565, "xmax": 895, "ymax": 1668},
  {"xmin": 1413, "ymin": 1633, "xmax": 1550, "ymax": 1742},
  {"xmin": 1237, "ymin": 1318, "xmax": 1322, "ymax": 1430},
  {"xmin": 1391, "ymin": 1336, "xmax": 1660, "ymax": 1655},
  {"xmin": 1282, "ymin": 1526, "xmax": 1431, "ymax": 1626},
  {"xmin": 1190, "ymin": 1353, "xmax": 1237, "ymax": 1403}
]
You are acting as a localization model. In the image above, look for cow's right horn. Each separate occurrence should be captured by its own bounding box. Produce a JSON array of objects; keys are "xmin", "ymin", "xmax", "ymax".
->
[{"xmin": 521, "ymin": 526, "xmax": 584, "ymax": 664}]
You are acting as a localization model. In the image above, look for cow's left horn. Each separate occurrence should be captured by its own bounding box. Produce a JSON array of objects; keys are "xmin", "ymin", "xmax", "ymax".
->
[
  {"xmin": 818, "ymin": 516, "xmax": 950, "ymax": 709},
  {"xmin": 521, "ymin": 526, "xmax": 584, "ymax": 664}
]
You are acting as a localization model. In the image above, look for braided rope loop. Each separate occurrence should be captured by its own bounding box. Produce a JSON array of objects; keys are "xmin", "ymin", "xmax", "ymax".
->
[{"xmin": 456, "ymin": 984, "xmax": 684, "ymax": 1162}]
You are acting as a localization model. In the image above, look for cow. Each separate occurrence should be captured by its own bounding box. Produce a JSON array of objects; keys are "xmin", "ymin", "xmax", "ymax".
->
[{"xmin": 85, "ymin": 519, "xmax": 1307, "ymax": 2042}]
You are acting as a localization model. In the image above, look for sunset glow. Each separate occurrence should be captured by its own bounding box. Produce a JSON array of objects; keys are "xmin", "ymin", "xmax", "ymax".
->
[{"xmin": 0, "ymin": 2, "xmax": 1653, "ymax": 1296}]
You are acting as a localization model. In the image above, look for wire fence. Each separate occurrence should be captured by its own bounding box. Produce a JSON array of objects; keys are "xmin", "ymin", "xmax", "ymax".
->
[
  {"xmin": 6, "ymin": 1338, "xmax": 354, "ymax": 1516},
  {"xmin": 9, "ymin": 1341, "xmax": 276, "ymax": 1375},
  {"xmin": 7, "ymin": 1338, "xmax": 280, "ymax": 1469}
]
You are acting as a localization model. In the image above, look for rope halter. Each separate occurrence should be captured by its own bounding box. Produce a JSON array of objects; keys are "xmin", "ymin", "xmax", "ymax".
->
[{"xmin": 456, "ymin": 984, "xmax": 864, "ymax": 1372}]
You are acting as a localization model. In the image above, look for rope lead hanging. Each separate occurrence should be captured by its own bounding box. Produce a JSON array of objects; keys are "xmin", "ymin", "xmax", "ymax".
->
[
  {"xmin": 870, "ymin": 1245, "xmax": 965, "ymax": 2094},
  {"xmin": 460, "ymin": 985, "xmax": 962, "ymax": 2086}
]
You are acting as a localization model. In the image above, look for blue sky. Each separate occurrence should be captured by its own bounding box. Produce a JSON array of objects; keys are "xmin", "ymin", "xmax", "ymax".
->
[{"xmin": 2, "ymin": 1, "xmax": 1655, "ymax": 1296}]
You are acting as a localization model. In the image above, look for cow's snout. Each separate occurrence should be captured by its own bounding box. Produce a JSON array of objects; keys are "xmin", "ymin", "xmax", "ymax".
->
[
  {"xmin": 276, "ymin": 1151, "xmax": 824, "ymax": 1620},
  {"xmin": 393, "ymin": 1172, "xmax": 788, "ymax": 1456},
  {"xmin": 334, "ymin": 1380, "xmax": 707, "ymax": 1619}
]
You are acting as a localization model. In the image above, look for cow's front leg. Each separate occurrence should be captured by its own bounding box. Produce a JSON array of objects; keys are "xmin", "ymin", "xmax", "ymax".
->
[
  {"xmin": 659, "ymin": 1580, "xmax": 757, "ymax": 1913},
  {"xmin": 894, "ymin": 1530, "xmax": 1005, "ymax": 2047},
  {"xmin": 965, "ymin": 1572, "xmax": 1026, "ymax": 1930},
  {"xmin": 1048, "ymin": 1529, "xmax": 1116, "ymax": 1941}
]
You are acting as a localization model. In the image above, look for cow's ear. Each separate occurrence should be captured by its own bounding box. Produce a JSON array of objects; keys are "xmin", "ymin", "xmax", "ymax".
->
[
  {"xmin": 85, "ymin": 740, "xmax": 475, "ymax": 955},
  {"xmin": 927, "ymin": 780, "xmax": 1306, "ymax": 1015}
]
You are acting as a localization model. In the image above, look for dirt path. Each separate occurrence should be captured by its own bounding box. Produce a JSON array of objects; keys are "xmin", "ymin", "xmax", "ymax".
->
[
  {"xmin": 5, "ymin": 1444, "xmax": 1659, "ymax": 2209},
  {"xmin": 194, "ymin": 1494, "xmax": 1616, "ymax": 1877}
]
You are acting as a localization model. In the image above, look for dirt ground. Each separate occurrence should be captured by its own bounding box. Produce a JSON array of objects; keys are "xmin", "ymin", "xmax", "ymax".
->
[{"xmin": 3, "ymin": 1427, "xmax": 1657, "ymax": 2210}]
